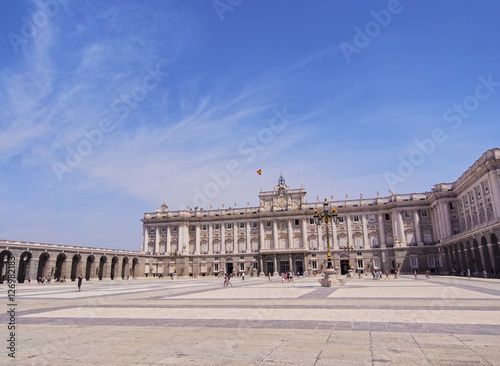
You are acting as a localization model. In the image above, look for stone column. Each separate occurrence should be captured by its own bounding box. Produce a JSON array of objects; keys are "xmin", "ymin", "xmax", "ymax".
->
[
  {"xmin": 443, "ymin": 202, "xmax": 452, "ymax": 239},
  {"xmin": 317, "ymin": 225, "xmax": 323, "ymax": 250},
  {"xmin": 378, "ymin": 214, "xmax": 386, "ymax": 248},
  {"xmin": 273, "ymin": 221, "xmax": 279, "ymax": 249},
  {"xmin": 246, "ymin": 222, "xmax": 251, "ymax": 253},
  {"xmin": 195, "ymin": 224, "xmax": 200, "ymax": 255},
  {"xmin": 430, "ymin": 208, "xmax": 440, "ymax": 242},
  {"xmin": 142, "ymin": 226, "xmax": 148, "ymax": 252},
  {"xmin": 414, "ymin": 210, "xmax": 423, "ymax": 245},
  {"xmin": 288, "ymin": 254, "xmax": 293, "ymax": 273},
  {"xmin": 273, "ymin": 255, "xmax": 278, "ymax": 276},
  {"xmin": 332, "ymin": 220, "xmax": 339, "ymax": 250},
  {"xmin": 361, "ymin": 215, "xmax": 369, "ymax": 249},
  {"xmin": 259, "ymin": 221, "xmax": 265, "ymax": 249},
  {"xmin": 233, "ymin": 223, "xmax": 238, "ymax": 254},
  {"xmin": 221, "ymin": 224, "xmax": 226, "ymax": 254},
  {"xmin": 302, "ymin": 218, "xmax": 308, "ymax": 249},
  {"xmin": 397, "ymin": 211, "xmax": 406, "ymax": 246},
  {"xmin": 259, "ymin": 256, "xmax": 264, "ymax": 276},
  {"xmin": 346, "ymin": 216, "xmax": 353, "ymax": 249},
  {"xmin": 287, "ymin": 219, "xmax": 293, "ymax": 249},
  {"xmin": 166, "ymin": 226, "xmax": 171, "ymax": 253},
  {"xmin": 154, "ymin": 226, "xmax": 160, "ymax": 254},
  {"xmin": 208, "ymin": 224, "xmax": 213, "ymax": 254}
]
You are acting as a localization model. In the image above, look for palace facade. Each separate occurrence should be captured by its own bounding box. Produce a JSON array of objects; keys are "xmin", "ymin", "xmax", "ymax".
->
[
  {"xmin": 1, "ymin": 148, "xmax": 499, "ymax": 282},
  {"xmin": 140, "ymin": 148, "xmax": 500, "ymax": 278}
]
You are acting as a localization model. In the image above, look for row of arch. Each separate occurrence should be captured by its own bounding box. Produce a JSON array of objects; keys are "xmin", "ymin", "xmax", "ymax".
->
[
  {"xmin": 0, "ymin": 250, "xmax": 139, "ymax": 283},
  {"xmin": 442, "ymin": 233, "xmax": 499, "ymax": 275}
]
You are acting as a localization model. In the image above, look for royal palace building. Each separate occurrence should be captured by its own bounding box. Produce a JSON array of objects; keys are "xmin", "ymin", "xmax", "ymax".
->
[
  {"xmin": 139, "ymin": 148, "xmax": 500, "ymax": 278},
  {"xmin": 1, "ymin": 148, "xmax": 499, "ymax": 282}
]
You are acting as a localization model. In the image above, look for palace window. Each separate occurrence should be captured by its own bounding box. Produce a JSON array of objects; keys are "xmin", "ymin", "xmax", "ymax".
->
[
  {"xmin": 161, "ymin": 227, "xmax": 166, "ymax": 232},
  {"xmin": 253, "ymin": 262, "xmax": 258, "ymax": 269},
  {"xmin": 171, "ymin": 225, "xmax": 178, "ymax": 232},
  {"xmin": 421, "ymin": 210, "xmax": 428, "ymax": 217},
  {"xmin": 150, "ymin": 228, "xmax": 155, "ymax": 233},
  {"xmin": 385, "ymin": 214, "xmax": 390, "ymax": 221},
  {"xmin": 405, "ymin": 211, "xmax": 411, "ymax": 218},
  {"xmin": 353, "ymin": 215, "xmax": 360, "ymax": 222},
  {"xmin": 338, "ymin": 217, "xmax": 344, "ymax": 223},
  {"xmin": 202, "ymin": 225, "xmax": 207, "ymax": 231},
  {"xmin": 311, "ymin": 261, "xmax": 317, "ymax": 269},
  {"xmin": 410, "ymin": 257, "xmax": 419, "ymax": 268},
  {"xmin": 214, "ymin": 224, "xmax": 220, "ymax": 230},
  {"xmin": 309, "ymin": 218, "xmax": 315, "ymax": 224},
  {"xmin": 368, "ymin": 215, "xmax": 375, "ymax": 222},
  {"xmin": 428, "ymin": 257, "xmax": 436, "ymax": 268},
  {"xmin": 227, "ymin": 223, "xmax": 233, "ymax": 230},
  {"xmin": 373, "ymin": 259, "xmax": 380, "ymax": 269},
  {"xmin": 190, "ymin": 226, "xmax": 195, "ymax": 232},
  {"xmin": 294, "ymin": 219, "xmax": 300, "ymax": 226},
  {"xmin": 252, "ymin": 222, "xmax": 258, "ymax": 228},
  {"xmin": 239, "ymin": 263, "xmax": 245, "ymax": 271},
  {"xmin": 239, "ymin": 222, "xmax": 245, "ymax": 229},
  {"xmin": 357, "ymin": 260, "xmax": 363, "ymax": 269},
  {"xmin": 449, "ymin": 202, "xmax": 456, "ymax": 210},
  {"xmin": 214, "ymin": 263, "xmax": 219, "ymax": 272},
  {"xmin": 266, "ymin": 221, "xmax": 272, "ymax": 227}
]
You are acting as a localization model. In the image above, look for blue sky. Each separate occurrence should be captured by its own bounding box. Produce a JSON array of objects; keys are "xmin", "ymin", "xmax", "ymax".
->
[{"xmin": 0, "ymin": 0, "xmax": 499, "ymax": 251}]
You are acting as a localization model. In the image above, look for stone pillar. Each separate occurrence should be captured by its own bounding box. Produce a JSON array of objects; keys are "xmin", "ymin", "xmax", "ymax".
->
[
  {"xmin": 221, "ymin": 224, "xmax": 226, "ymax": 254},
  {"xmin": 142, "ymin": 226, "xmax": 148, "ymax": 252},
  {"xmin": 259, "ymin": 221, "xmax": 265, "ymax": 249},
  {"xmin": 179, "ymin": 224, "xmax": 189, "ymax": 254},
  {"xmin": 195, "ymin": 224, "xmax": 200, "ymax": 255},
  {"xmin": 166, "ymin": 226, "xmax": 171, "ymax": 253},
  {"xmin": 302, "ymin": 218, "xmax": 308, "ymax": 249},
  {"xmin": 397, "ymin": 211, "xmax": 406, "ymax": 246},
  {"xmin": 208, "ymin": 224, "xmax": 213, "ymax": 254},
  {"xmin": 273, "ymin": 221, "xmax": 279, "ymax": 249},
  {"xmin": 378, "ymin": 214, "xmax": 386, "ymax": 248},
  {"xmin": 443, "ymin": 202, "xmax": 452, "ymax": 239},
  {"xmin": 154, "ymin": 226, "xmax": 160, "ymax": 254},
  {"xmin": 273, "ymin": 255, "xmax": 278, "ymax": 276},
  {"xmin": 246, "ymin": 222, "xmax": 251, "ymax": 252},
  {"xmin": 259, "ymin": 256, "xmax": 264, "ymax": 276},
  {"xmin": 346, "ymin": 216, "xmax": 353, "ymax": 249},
  {"xmin": 233, "ymin": 223, "xmax": 238, "ymax": 254},
  {"xmin": 332, "ymin": 220, "xmax": 339, "ymax": 250},
  {"xmin": 430, "ymin": 208, "xmax": 440, "ymax": 241},
  {"xmin": 317, "ymin": 225, "xmax": 323, "ymax": 250},
  {"xmin": 361, "ymin": 215, "xmax": 369, "ymax": 249},
  {"xmin": 414, "ymin": 210, "xmax": 423, "ymax": 245},
  {"xmin": 288, "ymin": 254, "xmax": 293, "ymax": 273},
  {"xmin": 287, "ymin": 219, "xmax": 293, "ymax": 249}
]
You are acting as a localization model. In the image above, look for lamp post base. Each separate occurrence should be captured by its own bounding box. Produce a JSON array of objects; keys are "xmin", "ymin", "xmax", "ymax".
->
[{"xmin": 319, "ymin": 268, "xmax": 341, "ymax": 287}]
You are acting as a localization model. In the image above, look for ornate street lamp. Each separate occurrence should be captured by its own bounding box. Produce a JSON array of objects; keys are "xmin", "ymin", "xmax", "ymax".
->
[
  {"xmin": 314, "ymin": 198, "xmax": 339, "ymax": 269},
  {"xmin": 340, "ymin": 241, "xmax": 354, "ymax": 276}
]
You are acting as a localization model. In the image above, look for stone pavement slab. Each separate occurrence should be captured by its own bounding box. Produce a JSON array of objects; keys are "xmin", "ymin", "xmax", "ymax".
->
[{"xmin": 1, "ymin": 275, "xmax": 499, "ymax": 365}]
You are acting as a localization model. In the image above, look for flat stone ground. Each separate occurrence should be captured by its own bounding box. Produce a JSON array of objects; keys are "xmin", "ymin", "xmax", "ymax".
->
[{"xmin": 2, "ymin": 274, "xmax": 500, "ymax": 365}]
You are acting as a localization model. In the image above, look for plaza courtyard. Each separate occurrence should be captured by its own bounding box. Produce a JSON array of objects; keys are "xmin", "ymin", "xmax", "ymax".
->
[{"xmin": 2, "ymin": 274, "xmax": 500, "ymax": 365}]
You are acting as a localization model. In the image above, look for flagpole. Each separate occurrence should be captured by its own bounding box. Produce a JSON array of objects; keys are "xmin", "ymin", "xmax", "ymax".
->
[{"xmin": 260, "ymin": 172, "xmax": 263, "ymax": 191}]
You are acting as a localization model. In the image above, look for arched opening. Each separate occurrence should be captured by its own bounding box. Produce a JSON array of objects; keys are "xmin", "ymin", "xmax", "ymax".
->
[
  {"xmin": 98, "ymin": 256, "xmax": 107, "ymax": 280},
  {"xmin": 132, "ymin": 257, "xmax": 138, "ymax": 279},
  {"xmin": 481, "ymin": 236, "xmax": 493, "ymax": 273},
  {"xmin": 54, "ymin": 253, "xmax": 67, "ymax": 280},
  {"xmin": 490, "ymin": 233, "xmax": 499, "ymax": 277},
  {"xmin": 472, "ymin": 239, "xmax": 482, "ymax": 271},
  {"xmin": 464, "ymin": 241, "xmax": 473, "ymax": 271},
  {"xmin": 110, "ymin": 256, "xmax": 119, "ymax": 280},
  {"xmin": 122, "ymin": 257, "xmax": 129, "ymax": 279},
  {"xmin": 85, "ymin": 255, "xmax": 95, "ymax": 281},
  {"xmin": 0, "ymin": 250, "xmax": 14, "ymax": 283},
  {"xmin": 37, "ymin": 252, "xmax": 50, "ymax": 280},
  {"xmin": 18, "ymin": 251, "xmax": 32, "ymax": 283},
  {"xmin": 71, "ymin": 254, "xmax": 82, "ymax": 281}
]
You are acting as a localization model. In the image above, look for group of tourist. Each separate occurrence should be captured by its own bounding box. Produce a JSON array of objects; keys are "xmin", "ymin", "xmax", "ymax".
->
[
  {"xmin": 281, "ymin": 272, "xmax": 294, "ymax": 282},
  {"xmin": 449, "ymin": 267, "xmax": 497, "ymax": 278},
  {"xmin": 37, "ymin": 276, "xmax": 68, "ymax": 284},
  {"xmin": 222, "ymin": 273, "xmax": 233, "ymax": 287}
]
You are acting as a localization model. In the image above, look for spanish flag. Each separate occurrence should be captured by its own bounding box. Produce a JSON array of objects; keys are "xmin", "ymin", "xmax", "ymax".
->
[{"xmin": 257, "ymin": 169, "xmax": 262, "ymax": 175}]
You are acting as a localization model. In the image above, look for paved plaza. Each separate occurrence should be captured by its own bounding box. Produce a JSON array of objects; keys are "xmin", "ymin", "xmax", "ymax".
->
[{"xmin": 2, "ymin": 274, "xmax": 500, "ymax": 365}]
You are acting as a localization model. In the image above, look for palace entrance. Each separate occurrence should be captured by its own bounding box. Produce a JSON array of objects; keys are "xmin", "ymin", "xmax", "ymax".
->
[
  {"xmin": 226, "ymin": 262, "xmax": 233, "ymax": 274},
  {"xmin": 279, "ymin": 261, "xmax": 289, "ymax": 274},
  {"xmin": 340, "ymin": 260, "xmax": 350, "ymax": 275},
  {"xmin": 266, "ymin": 262, "xmax": 274, "ymax": 275}
]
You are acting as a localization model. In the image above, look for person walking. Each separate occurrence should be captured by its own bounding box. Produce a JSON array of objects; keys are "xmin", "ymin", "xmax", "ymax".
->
[
  {"xmin": 28, "ymin": 277, "xmax": 31, "ymax": 285},
  {"xmin": 483, "ymin": 269, "xmax": 487, "ymax": 279},
  {"xmin": 394, "ymin": 270, "xmax": 398, "ymax": 279},
  {"xmin": 385, "ymin": 270, "xmax": 390, "ymax": 280},
  {"xmin": 414, "ymin": 270, "xmax": 418, "ymax": 279},
  {"xmin": 467, "ymin": 268, "xmax": 471, "ymax": 279},
  {"xmin": 77, "ymin": 273, "xmax": 83, "ymax": 291},
  {"xmin": 241, "ymin": 272, "xmax": 245, "ymax": 281},
  {"xmin": 425, "ymin": 270, "xmax": 430, "ymax": 279}
]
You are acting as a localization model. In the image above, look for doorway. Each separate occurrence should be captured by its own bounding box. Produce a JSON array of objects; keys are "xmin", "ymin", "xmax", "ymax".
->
[{"xmin": 340, "ymin": 260, "xmax": 349, "ymax": 275}]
